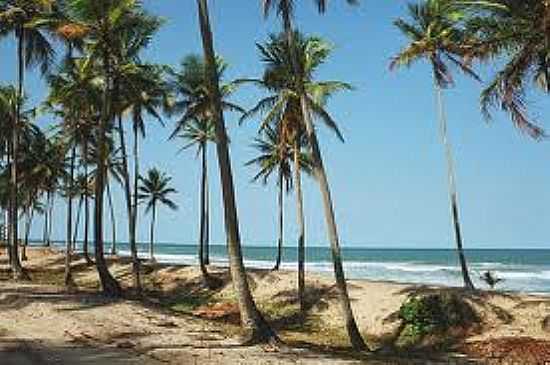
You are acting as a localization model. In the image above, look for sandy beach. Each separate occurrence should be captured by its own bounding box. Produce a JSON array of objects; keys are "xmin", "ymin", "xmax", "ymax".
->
[{"xmin": 0, "ymin": 248, "xmax": 549, "ymax": 365}]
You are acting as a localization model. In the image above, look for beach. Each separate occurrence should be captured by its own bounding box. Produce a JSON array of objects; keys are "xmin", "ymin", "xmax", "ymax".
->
[{"xmin": 1, "ymin": 248, "xmax": 549, "ymax": 364}]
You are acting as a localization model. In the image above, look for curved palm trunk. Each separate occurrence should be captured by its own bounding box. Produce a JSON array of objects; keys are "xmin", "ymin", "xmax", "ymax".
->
[
  {"xmin": 199, "ymin": 141, "xmax": 210, "ymax": 279},
  {"xmin": 149, "ymin": 202, "xmax": 156, "ymax": 261},
  {"xmin": 273, "ymin": 172, "xmax": 284, "ymax": 271},
  {"xmin": 93, "ymin": 44, "xmax": 122, "ymax": 297},
  {"xmin": 196, "ymin": 0, "xmax": 278, "ymax": 344},
  {"xmin": 65, "ymin": 146, "xmax": 77, "ymax": 287},
  {"xmin": 10, "ymin": 25, "xmax": 28, "ymax": 280},
  {"xmin": 282, "ymin": 13, "xmax": 367, "ymax": 351},
  {"xmin": 117, "ymin": 115, "xmax": 141, "ymax": 293},
  {"xmin": 294, "ymin": 139, "xmax": 306, "ymax": 313},
  {"xmin": 435, "ymin": 85, "xmax": 475, "ymax": 290},
  {"xmin": 107, "ymin": 181, "xmax": 117, "ymax": 256}
]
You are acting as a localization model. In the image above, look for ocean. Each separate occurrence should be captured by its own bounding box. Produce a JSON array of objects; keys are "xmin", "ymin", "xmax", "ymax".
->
[{"xmin": 52, "ymin": 242, "xmax": 550, "ymax": 295}]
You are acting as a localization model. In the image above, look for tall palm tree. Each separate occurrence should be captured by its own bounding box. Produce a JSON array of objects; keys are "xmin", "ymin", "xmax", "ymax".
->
[
  {"xmin": 246, "ymin": 126, "xmax": 293, "ymax": 271},
  {"xmin": 0, "ymin": 85, "xmax": 36, "ymax": 279},
  {"xmin": 110, "ymin": 13, "xmax": 164, "ymax": 295},
  {"xmin": 0, "ymin": 0, "xmax": 68, "ymax": 280},
  {"xmin": 243, "ymin": 31, "xmax": 353, "ymax": 324},
  {"xmin": 64, "ymin": 0, "xmax": 159, "ymax": 296},
  {"xmin": 261, "ymin": 0, "xmax": 367, "ymax": 351},
  {"xmin": 195, "ymin": 0, "xmax": 279, "ymax": 344},
  {"xmin": 166, "ymin": 54, "xmax": 243, "ymax": 281},
  {"xmin": 138, "ymin": 168, "xmax": 178, "ymax": 261},
  {"xmin": 463, "ymin": 0, "xmax": 547, "ymax": 138},
  {"xmin": 390, "ymin": 0, "xmax": 480, "ymax": 290},
  {"xmin": 174, "ymin": 118, "xmax": 215, "ymax": 281}
]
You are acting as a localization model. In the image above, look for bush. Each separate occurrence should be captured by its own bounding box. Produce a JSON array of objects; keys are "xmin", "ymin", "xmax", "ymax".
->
[{"xmin": 397, "ymin": 292, "xmax": 478, "ymax": 348}]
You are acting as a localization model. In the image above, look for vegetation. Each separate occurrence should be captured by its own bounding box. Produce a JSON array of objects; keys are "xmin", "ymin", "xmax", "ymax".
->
[
  {"xmin": 397, "ymin": 292, "xmax": 479, "ymax": 349},
  {"xmin": 0, "ymin": 0, "xmax": 547, "ymax": 356}
]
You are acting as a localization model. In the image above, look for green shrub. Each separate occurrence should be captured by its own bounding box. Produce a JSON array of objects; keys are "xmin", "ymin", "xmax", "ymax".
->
[{"xmin": 397, "ymin": 292, "xmax": 478, "ymax": 348}]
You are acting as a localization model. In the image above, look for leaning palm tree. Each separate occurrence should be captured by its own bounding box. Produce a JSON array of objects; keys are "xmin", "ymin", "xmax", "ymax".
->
[
  {"xmin": 391, "ymin": 0, "xmax": 479, "ymax": 290},
  {"xmin": 242, "ymin": 31, "xmax": 352, "ymax": 324},
  {"xmin": 137, "ymin": 168, "xmax": 178, "ymax": 262},
  {"xmin": 166, "ymin": 54, "xmax": 244, "ymax": 281},
  {"xmin": 195, "ymin": 0, "xmax": 279, "ymax": 344},
  {"xmin": 174, "ymin": 118, "xmax": 215, "ymax": 281},
  {"xmin": 246, "ymin": 126, "xmax": 293, "ymax": 271},
  {"xmin": 462, "ymin": 0, "xmax": 546, "ymax": 138},
  {"xmin": 261, "ymin": 0, "xmax": 367, "ymax": 351}
]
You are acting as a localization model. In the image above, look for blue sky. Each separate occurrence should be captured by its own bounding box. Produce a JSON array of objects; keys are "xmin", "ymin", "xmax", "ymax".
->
[{"xmin": 1, "ymin": 1, "xmax": 549, "ymax": 249}]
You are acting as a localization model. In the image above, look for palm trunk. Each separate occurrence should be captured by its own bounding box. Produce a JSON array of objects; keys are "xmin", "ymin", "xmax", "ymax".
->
[
  {"xmin": 133, "ymin": 123, "xmax": 140, "ymax": 258},
  {"xmin": 294, "ymin": 139, "xmax": 306, "ymax": 313},
  {"xmin": 83, "ymin": 141, "xmax": 92, "ymax": 265},
  {"xmin": 21, "ymin": 207, "xmax": 30, "ymax": 262},
  {"xmin": 10, "ymin": 25, "xmax": 27, "ymax": 280},
  {"xmin": 65, "ymin": 146, "xmax": 77, "ymax": 287},
  {"xmin": 435, "ymin": 85, "xmax": 475, "ymax": 290},
  {"xmin": 205, "ymin": 163, "xmax": 210, "ymax": 265},
  {"xmin": 117, "ymin": 115, "xmax": 141, "ymax": 293},
  {"xmin": 47, "ymin": 193, "xmax": 54, "ymax": 247},
  {"xmin": 149, "ymin": 202, "xmax": 156, "ymax": 261},
  {"xmin": 73, "ymin": 196, "xmax": 83, "ymax": 245},
  {"xmin": 199, "ymin": 141, "xmax": 209, "ymax": 279},
  {"xmin": 43, "ymin": 193, "xmax": 49, "ymax": 246},
  {"xmin": 273, "ymin": 172, "xmax": 284, "ymax": 271},
  {"xmin": 107, "ymin": 181, "xmax": 117, "ymax": 256},
  {"xmin": 196, "ymin": 0, "xmax": 278, "ymax": 344},
  {"xmin": 282, "ymin": 12, "xmax": 367, "ymax": 351},
  {"xmin": 93, "ymin": 41, "xmax": 122, "ymax": 297}
]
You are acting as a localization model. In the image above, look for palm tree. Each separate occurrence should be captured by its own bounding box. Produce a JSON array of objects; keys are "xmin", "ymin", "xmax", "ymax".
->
[
  {"xmin": 110, "ymin": 13, "xmax": 164, "ymax": 295},
  {"xmin": 166, "ymin": 54, "xmax": 243, "ymax": 281},
  {"xmin": 0, "ymin": 0, "xmax": 68, "ymax": 280},
  {"xmin": 246, "ymin": 126, "xmax": 293, "ymax": 271},
  {"xmin": 137, "ymin": 168, "xmax": 178, "ymax": 261},
  {"xmin": 243, "ymin": 31, "xmax": 353, "ymax": 324},
  {"xmin": 0, "ymin": 84, "xmax": 36, "ymax": 279},
  {"xmin": 64, "ymin": 0, "xmax": 159, "ymax": 297},
  {"xmin": 195, "ymin": 0, "xmax": 279, "ymax": 344},
  {"xmin": 261, "ymin": 0, "xmax": 367, "ymax": 351},
  {"xmin": 174, "ymin": 118, "xmax": 215, "ymax": 281},
  {"xmin": 390, "ymin": 0, "xmax": 480, "ymax": 290},
  {"xmin": 462, "ymin": 0, "xmax": 547, "ymax": 138}
]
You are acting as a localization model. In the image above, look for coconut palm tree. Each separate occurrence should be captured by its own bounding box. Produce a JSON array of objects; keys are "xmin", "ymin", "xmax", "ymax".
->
[
  {"xmin": 137, "ymin": 168, "xmax": 178, "ymax": 262},
  {"xmin": 242, "ymin": 32, "xmax": 350, "ymax": 317},
  {"xmin": 246, "ymin": 126, "xmax": 292, "ymax": 271},
  {"xmin": 0, "ymin": 84, "xmax": 36, "ymax": 279},
  {"xmin": 0, "ymin": 0, "xmax": 69, "ymax": 280},
  {"xmin": 109, "ymin": 13, "xmax": 164, "ymax": 295},
  {"xmin": 261, "ymin": 0, "xmax": 367, "ymax": 351},
  {"xmin": 390, "ymin": 0, "xmax": 480, "ymax": 290},
  {"xmin": 166, "ymin": 54, "xmax": 243, "ymax": 281},
  {"xmin": 174, "ymin": 118, "xmax": 215, "ymax": 281},
  {"xmin": 195, "ymin": 0, "xmax": 279, "ymax": 344},
  {"xmin": 63, "ymin": 0, "xmax": 159, "ymax": 296},
  {"xmin": 463, "ymin": 0, "xmax": 547, "ymax": 138}
]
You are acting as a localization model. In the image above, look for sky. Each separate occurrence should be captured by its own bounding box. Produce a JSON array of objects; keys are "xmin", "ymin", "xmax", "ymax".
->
[{"xmin": 1, "ymin": 1, "xmax": 549, "ymax": 249}]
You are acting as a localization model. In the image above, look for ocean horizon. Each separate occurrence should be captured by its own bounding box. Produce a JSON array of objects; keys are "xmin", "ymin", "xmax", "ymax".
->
[{"xmin": 40, "ymin": 241, "xmax": 550, "ymax": 295}]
